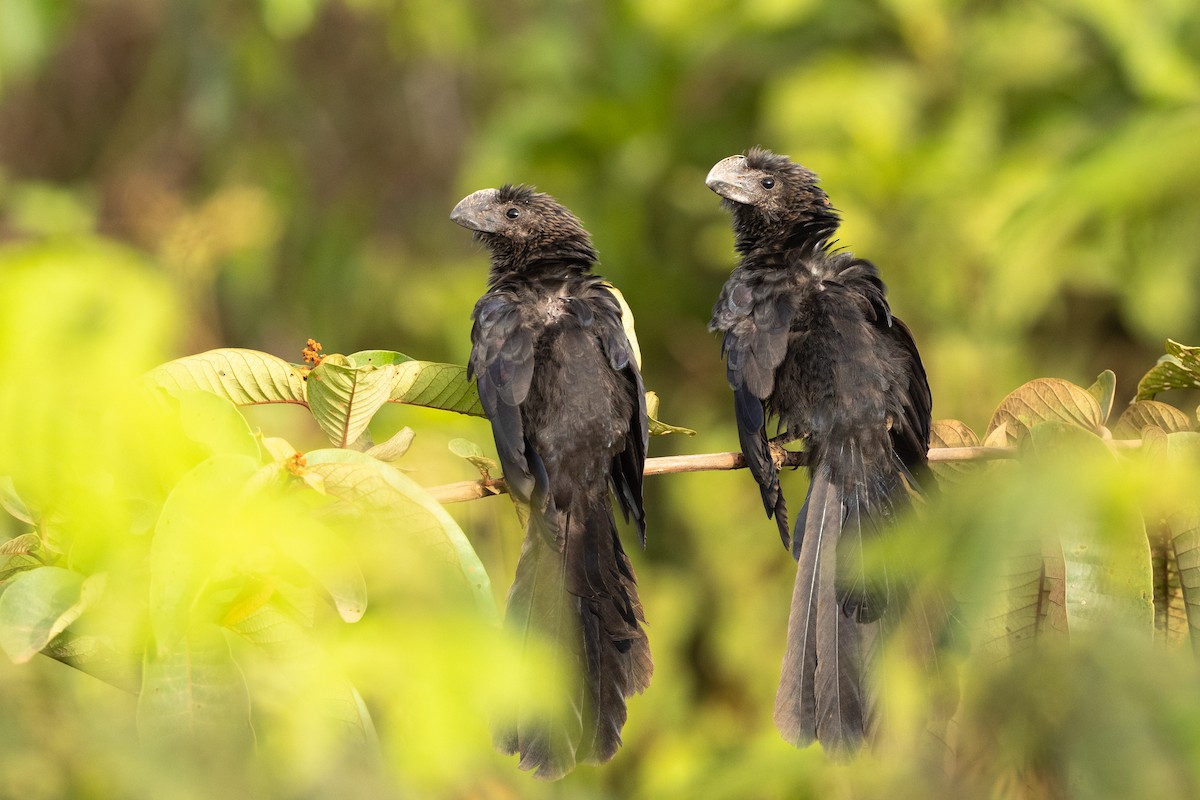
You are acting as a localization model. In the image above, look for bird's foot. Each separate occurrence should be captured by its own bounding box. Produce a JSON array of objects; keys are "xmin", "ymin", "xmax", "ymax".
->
[{"xmin": 769, "ymin": 441, "xmax": 790, "ymax": 470}]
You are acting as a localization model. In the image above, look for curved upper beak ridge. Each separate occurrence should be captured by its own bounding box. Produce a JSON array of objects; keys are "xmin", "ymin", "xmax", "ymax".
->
[
  {"xmin": 705, "ymin": 155, "xmax": 756, "ymax": 204},
  {"xmin": 450, "ymin": 188, "xmax": 501, "ymax": 232}
]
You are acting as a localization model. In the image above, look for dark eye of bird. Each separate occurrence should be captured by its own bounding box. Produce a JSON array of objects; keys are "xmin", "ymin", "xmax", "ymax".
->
[
  {"xmin": 505, "ymin": 207, "xmax": 520, "ymax": 219},
  {"xmin": 761, "ymin": 178, "xmax": 775, "ymax": 189}
]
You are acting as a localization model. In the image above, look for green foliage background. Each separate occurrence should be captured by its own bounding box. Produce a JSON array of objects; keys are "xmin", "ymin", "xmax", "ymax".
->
[{"xmin": 1, "ymin": 1, "xmax": 1200, "ymax": 797}]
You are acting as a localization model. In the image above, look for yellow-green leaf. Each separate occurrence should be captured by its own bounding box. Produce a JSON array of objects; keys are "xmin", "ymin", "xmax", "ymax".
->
[
  {"xmin": 390, "ymin": 361, "xmax": 485, "ymax": 417},
  {"xmin": 305, "ymin": 449, "xmax": 495, "ymax": 619},
  {"xmin": 136, "ymin": 622, "xmax": 253, "ymax": 745},
  {"xmin": 0, "ymin": 567, "xmax": 104, "ymax": 663},
  {"xmin": 929, "ymin": 418, "xmax": 982, "ymax": 483},
  {"xmin": 307, "ymin": 355, "xmax": 397, "ymax": 448},
  {"xmin": 146, "ymin": 348, "xmax": 307, "ymax": 406},
  {"xmin": 1087, "ymin": 369, "xmax": 1117, "ymax": 426},
  {"xmin": 646, "ymin": 391, "xmax": 697, "ymax": 437},
  {"xmin": 1112, "ymin": 400, "xmax": 1194, "ymax": 439},
  {"xmin": 1137, "ymin": 339, "xmax": 1200, "ymax": 400},
  {"xmin": 986, "ymin": 378, "xmax": 1103, "ymax": 445}
]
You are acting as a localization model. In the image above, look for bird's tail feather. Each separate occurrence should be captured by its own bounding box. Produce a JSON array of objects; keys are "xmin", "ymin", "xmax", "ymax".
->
[
  {"xmin": 495, "ymin": 496, "xmax": 651, "ymax": 779},
  {"xmin": 778, "ymin": 441, "xmax": 954, "ymax": 756},
  {"xmin": 775, "ymin": 460, "xmax": 882, "ymax": 754}
]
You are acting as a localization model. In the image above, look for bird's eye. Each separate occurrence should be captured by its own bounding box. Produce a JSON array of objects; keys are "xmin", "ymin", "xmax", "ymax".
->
[
  {"xmin": 761, "ymin": 178, "xmax": 775, "ymax": 189},
  {"xmin": 505, "ymin": 207, "xmax": 520, "ymax": 219}
]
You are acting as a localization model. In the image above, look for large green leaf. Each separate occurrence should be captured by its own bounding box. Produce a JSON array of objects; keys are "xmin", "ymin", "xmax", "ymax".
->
[
  {"xmin": 1137, "ymin": 339, "xmax": 1200, "ymax": 400},
  {"xmin": 986, "ymin": 378, "xmax": 1104, "ymax": 445},
  {"xmin": 226, "ymin": 597, "xmax": 379, "ymax": 748},
  {"xmin": 174, "ymin": 390, "xmax": 262, "ymax": 459},
  {"xmin": 306, "ymin": 354, "xmax": 397, "ymax": 447},
  {"xmin": 273, "ymin": 515, "xmax": 367, "ymax": 623},
  {"xmin": 978, "ymin": 539, "xmax": 1067, "ymax": 660},
  {"xmin": 389, "ymin": 360, "xmax": 485, "ymax": 417},
  {"xmin": 151, "ymin": 454, "xmax": 261, "ymax": 646},
  {"xmin": 146, "ymin": 348, "xmax": 307, "ymax": 405},
  {"xmin": 304, "ymin": 449, "xmax": 495, "ymax": 619},
  {"xmin": 225, "ymin": 591, "xmax": 317, "ymax": 661},
  {"xmin": 137, "ymin": 622, "xmax": 253, "ymax": 744},
  {"xmin": 1111, "ymin": 400, "xmax": 1194, "ymax": 439},
  {"xmin": 1167, "ymin": 511, "xmax": 1200, "ymax": 653},
  {"xmin": 1029, "ymin": 424, "xmax": 1154, "ymax": 634},
  {"xmin": 0, "ymin": 566, "xmax": 103, "ymax": 663}
]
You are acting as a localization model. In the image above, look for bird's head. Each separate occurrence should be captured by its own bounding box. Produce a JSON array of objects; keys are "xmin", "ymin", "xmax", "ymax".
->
[
  {"xmin": 451, "ymin": 184, "xmax": 597, "ymax": 273},
  {"xmin": 706, "ymin": 147, "xmax": 839, "ymax": 250}
]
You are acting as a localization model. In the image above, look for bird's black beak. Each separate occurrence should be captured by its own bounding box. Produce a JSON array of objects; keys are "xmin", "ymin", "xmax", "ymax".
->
[
  {"xmin": 450, "ymin": 188, "xmax": 502, "ymax": 233},
  {"xmin": 706, "ymin": 155, "xmax": 757, "ymax": 205}
]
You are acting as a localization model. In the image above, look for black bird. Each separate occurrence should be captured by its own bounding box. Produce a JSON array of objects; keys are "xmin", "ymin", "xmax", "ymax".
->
[
  {"xmin": 706, "ymin": 148, "xmax": 933, "ymax": 753},
  {"xmin": 451, "ymin": 185, "xmax": 652, "ymax": 779}
]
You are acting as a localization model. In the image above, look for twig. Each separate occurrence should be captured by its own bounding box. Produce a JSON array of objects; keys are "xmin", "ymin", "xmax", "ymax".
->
[{"xmin": 426, "ymin": 445, "xmax": 1029, "ymax": 505}]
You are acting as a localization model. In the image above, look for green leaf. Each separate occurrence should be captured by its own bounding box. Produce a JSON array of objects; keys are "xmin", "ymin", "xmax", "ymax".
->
[
  {"xmin": 0, "ymin": 531, "xmax": 40, "ymax": 555},
  {"xmin": 0, "ymin": 553, "xmax": 44, "ymax": 583},
  {"xmin": 1111, "ymin": 400, "xmax": 1194, "ymax": 439},
  {"xmin": 260, "ymin": 435, "xmax": 301, "ymax": 463},
  {"xmin": 0, "ymin": 567, "xmax": 104, "ymax": 663},
  {"xmin": 225, "ymin": 596, "xmax": 380, "ymax": 748},
  {"xmin": 226, "ymin": 592, "xmax": 316, "ymax": 660},
  {"xmin": 151, "ymin": 455, "xmax": 261, "ymax": 646},
  {"xmin": 0, "ymin": 531, "xmax": 47, "ymax": 583},
  {"xmin": 449, "ymin": 437, "xmax": 499, "ymax": 478},
  {"xmin": 347, "ymin": 349, "xmax": 415, "ymax": 367},
  {"xmin": 365, "ymin": 427, "xmax": 416, "ymax": 462},
  {"xmin": 1136, "ymin": 339, "xmax": 1200, "ymax": 400},
  {"xmin": 0, "ymin": 476, "xmax": 34, "ymax": 524},
  {"xmin": 137, "ymin": 622, "xmax": 253, "ymax": 745},
  {"xmin": 645, "ymin": 391, "xmax": 697, "ymax": 437},
  {"xmin": 146, "ymin": 348, "xmax": 307, "ymax": 406},
  {"xmin": 1166, "ymin": 511, "xmax": 1200, "ymax": 652},
  {"xmin": 175, "ymin": 390, "xmax": 261, "ymax": 459},
  {"xmin": 389, "ymin": 360, "xmax": 485, "ymax": 417},
  {"xmin": 1086, "ymin": 369, "xmax": 1117, "ymax": 426},
  {"xmin": 306, "ymin": 354, "xmax": 398, "ymax": 448},
  {"xmin": 1028, "ymin": 424, "xmax": 1154, "ymax": 634},
  {"xmin": 929, "ymin": 419, "xmax": 983, "ymax": 484},
  {"xmin": 304, "ymin": 449, "xmax": 496, "ymax": 619},
  {"xmin": 979, "ymin": 538, "xmax": 1067, "ymax": 660},
  {"xmin": 277, "ymin": 515, "xmax": 367, "ymax": 623},
  {"xmin": 42, "ymin": 630, "xmax": 142, "ymax": 694},
  {"xmin": 986, "ymin": 378, "xmax": 1103, "ymax": 446}
]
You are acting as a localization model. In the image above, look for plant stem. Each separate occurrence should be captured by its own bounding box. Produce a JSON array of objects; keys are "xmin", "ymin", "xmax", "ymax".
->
[{"xmin": 425, "ymin": 444, "xmax": 1030, "ymax": 504}]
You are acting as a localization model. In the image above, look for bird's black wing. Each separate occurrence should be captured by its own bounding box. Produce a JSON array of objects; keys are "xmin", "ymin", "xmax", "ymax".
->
[
  {"xmin": 591, "ymin": 286, "xmax": 649, "ymax": 545},
  {"xmin": 469, "ymin": 290, "xmax": 541, "ymax": 504},
  {"xmin": 830, "ymin": 258, "xmax": 931, "ymax": 482},
  {"xmin": 712, "ymin": 275, "xmax": 793, "ymax": 547},
  {"xmin": 884, "ymin": 317, "xmax": 932, "ymax": 481}
]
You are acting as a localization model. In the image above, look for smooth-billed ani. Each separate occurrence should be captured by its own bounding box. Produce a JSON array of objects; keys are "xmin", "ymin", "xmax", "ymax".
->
[
  {"xmin": 706, "ymin": 148, "xmax": 933, "ymax": 753},
  {"xmin": 451, "ymin": 185, "xmax": 652, "ymax": 779}
]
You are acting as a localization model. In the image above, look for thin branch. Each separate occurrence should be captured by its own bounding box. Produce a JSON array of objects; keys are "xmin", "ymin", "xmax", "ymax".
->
[{"xmin": 426, "ymin": 444, "xmax": 1037, "ymax": 505}]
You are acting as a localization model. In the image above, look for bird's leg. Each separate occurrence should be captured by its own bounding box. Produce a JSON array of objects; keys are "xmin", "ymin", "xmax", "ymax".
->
[{"xmin": 768, "ymin": 431, "xmax": 808, "ymax": 469}]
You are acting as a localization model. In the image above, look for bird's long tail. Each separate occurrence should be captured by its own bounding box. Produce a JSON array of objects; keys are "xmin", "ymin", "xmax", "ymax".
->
[
  {"xmin": 774, "ymin": 461, "xmax": 882, "ymax": 753},
  {"xmin": 775, "ymin": 444, "xmax": 954, "ymax": 755},
  {"xmin": 495, "ymin": 495, "xmax": 652, "ymax": 780}
]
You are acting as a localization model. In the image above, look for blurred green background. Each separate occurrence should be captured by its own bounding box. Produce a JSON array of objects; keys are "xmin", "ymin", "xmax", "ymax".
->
[{"xmin": 2, "ymin": 0, "xmax": 1199, "ymax": 797}]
